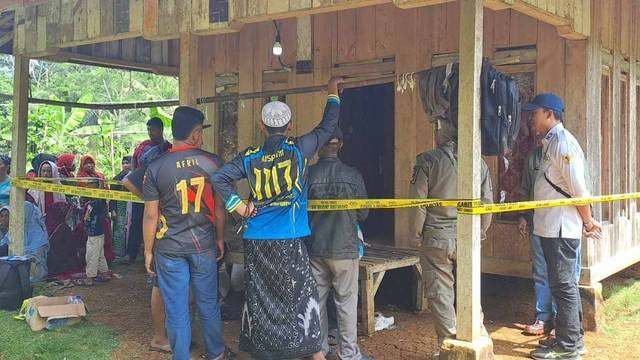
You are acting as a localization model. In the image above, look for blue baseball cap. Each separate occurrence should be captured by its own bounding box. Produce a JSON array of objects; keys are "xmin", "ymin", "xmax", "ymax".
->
[{"xmin": 523, "ymin": 93, "xmax": 565, "ymax": 113}]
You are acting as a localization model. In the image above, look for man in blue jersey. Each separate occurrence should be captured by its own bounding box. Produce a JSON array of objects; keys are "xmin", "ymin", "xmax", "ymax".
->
[{"xmin": 212, "ymin": 77, "xmax": 343, "ymax": 360}]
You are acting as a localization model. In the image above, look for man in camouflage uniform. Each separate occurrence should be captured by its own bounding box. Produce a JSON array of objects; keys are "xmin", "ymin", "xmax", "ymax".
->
[{"xmin": 409, "ymin": 120, "xmax": 493, "ymax": 356}]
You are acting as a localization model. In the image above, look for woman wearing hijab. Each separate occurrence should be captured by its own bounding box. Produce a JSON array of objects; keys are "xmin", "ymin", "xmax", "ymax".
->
[
  {"xmin": 46, "ymin": 201, "xmax": 85, "ymax": 276},
  {"xmin": 27, "ymin": 153, "xmax": 57, "ymax": 178},
  {"xmin": 56, "ymin": 153, "xmax": 77, "ymax": 179},
  {"xmin": 28, "ymin": 161, "xmax": 65, "ymax": 215},
  {"xmin": 76, "ymin": 155, "xmax": 107, "ymax": 188},
  {"xmin": 0, "ymin": 204, "xmax": 50, "ymax": 282}
]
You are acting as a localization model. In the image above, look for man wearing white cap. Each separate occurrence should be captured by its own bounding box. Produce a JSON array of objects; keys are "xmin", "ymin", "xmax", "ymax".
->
[{"xmin": 213, "ymin": 77, "xmax": 343, "ymax": 360}]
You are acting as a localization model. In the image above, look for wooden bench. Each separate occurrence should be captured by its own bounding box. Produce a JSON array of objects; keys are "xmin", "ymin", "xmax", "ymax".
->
[{"xmin": 225, "ymin": 244, "xmax": 425, "ymax": 336}]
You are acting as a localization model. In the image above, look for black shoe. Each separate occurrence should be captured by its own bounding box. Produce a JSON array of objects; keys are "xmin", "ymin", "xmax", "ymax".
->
[
  {"xmin": 530, "ymin": 345, "xmax": 580, "ymax": 360},
  {"xmin": 538, "ymin": 339, "xmax": 586, "ymax": 356}
]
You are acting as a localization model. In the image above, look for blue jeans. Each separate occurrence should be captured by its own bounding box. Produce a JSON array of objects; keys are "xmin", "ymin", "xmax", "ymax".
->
[
  {"xmin": 530, "ymin": 233, "xmax": 581, "ymax": 322},
  {"xmin": 155, "ymin": 249, "xmax": 225, "ymax": 360}
]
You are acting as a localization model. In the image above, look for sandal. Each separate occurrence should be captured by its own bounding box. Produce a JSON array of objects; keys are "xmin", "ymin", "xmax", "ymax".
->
[
  {"xmin": 201, "ymin": 347, "xmax": 237, "ymax": 360},
  {"xmin": 73, "ymin": 278, "xmax": 93, "ymax": 287},
  {"xmin": 149, "ymin": 341, "xmax": 172, "ymax": 354},
  {"xmin": 94, "ymin": 276, "xmax": 111, "ymax": 283}
]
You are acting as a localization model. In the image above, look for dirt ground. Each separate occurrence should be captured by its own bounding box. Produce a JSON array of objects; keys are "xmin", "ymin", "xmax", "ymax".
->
[{"xmin": 52, "ymin": 262, "xmax": 639, "ymax": 360}]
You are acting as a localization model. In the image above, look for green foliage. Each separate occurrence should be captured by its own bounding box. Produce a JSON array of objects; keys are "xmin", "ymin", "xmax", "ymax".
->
[
  {"xmin": 0, "ymin": 55, "xmax": 177, "ymax": 177},
  {"xmin": 603, "ymin": 277, "xmax": 640, "ymax": 336}
]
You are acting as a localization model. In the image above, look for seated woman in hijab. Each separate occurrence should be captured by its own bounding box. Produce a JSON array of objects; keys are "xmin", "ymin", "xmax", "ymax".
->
[
  {"xmin": 0, "ymin": 204, "xmax": 50, "ymax": 282},
  {"xmin": 46, "ymin": 201, "xmax": 85, "ymax": 277},
  {"xmin": 28, "ymin": 160, "xmax": 66, "ymax": 216}
]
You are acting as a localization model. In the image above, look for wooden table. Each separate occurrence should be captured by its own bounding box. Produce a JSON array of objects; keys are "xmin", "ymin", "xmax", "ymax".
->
[
  {"xmin": 224, "ymin": 244, "xmax": 425, "ymax": 336},
  {"xmin": 357, "ymin": 245, "xmax": 424, "ymax": 335}
]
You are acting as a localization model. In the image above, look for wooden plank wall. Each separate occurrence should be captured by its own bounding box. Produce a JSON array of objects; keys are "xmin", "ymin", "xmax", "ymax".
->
[
  {"xmin": 12, "ymin": 0, "xmax": 591, "ymax": 56},
  {"xmin": 173, "ymin": 0, "xmax": 631, "ymax": 281},
  {"xmin": 578, "ymin": 0, "xmax": 640, "ymax": 283},
  {"xmin": 14, "ymin": 0, "xmax": 146, "ymax": 54},
  {"xmin": 61, "ymin": 38, "xmax": 179, "ymax": 74},
  {"xmin": 186, "ymin": 4, "xmax": 598, "ymax": 254},
  {"xmin": 13, "ymin": 0, "xmax": 236, "ymax": 55}
]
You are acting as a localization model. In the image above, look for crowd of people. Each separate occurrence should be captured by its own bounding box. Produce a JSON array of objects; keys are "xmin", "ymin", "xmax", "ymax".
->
[{"xmin": 0, "ymin": 80, "xmax": 604, "ymax": 360}]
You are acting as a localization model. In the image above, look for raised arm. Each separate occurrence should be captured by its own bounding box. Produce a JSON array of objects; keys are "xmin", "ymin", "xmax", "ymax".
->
[{"xmin": 297, "ymin": 77, "xmax": 344, "ymax": 158}]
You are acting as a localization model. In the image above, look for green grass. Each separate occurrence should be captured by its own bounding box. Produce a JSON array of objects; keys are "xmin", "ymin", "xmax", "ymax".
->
[
  {"xmin": 602, "ymin": 277, "xmax": 640, "ymax": 337},
  {"xmin": 0, "ymin": 311, "xmax": 119, "ymax": 360}
]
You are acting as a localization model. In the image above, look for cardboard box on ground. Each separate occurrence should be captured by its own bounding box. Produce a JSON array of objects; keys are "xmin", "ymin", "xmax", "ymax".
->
[{"xmin": 24, "ymin": 296, "xmax": 87, "ymax": 331}]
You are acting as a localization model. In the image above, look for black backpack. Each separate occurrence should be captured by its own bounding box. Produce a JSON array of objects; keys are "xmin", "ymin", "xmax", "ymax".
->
[
  {"xmin": 480, "ymin": 61, "xmax": 521, "ymax": 156},
  {"xmin": 0, "ymin": 257, "xmax": 32, "ymax": 311}
]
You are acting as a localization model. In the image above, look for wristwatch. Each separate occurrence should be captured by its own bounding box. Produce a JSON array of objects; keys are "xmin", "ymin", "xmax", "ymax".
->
[{"xmin": 583, "ymin": 219, "xmax": 594, "ymax": 230}]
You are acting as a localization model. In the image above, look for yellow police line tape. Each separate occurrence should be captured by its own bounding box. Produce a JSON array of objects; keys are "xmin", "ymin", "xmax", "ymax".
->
[{"xmin": 11, "ymin": 178, "xmax": 640, "ymax": 215}]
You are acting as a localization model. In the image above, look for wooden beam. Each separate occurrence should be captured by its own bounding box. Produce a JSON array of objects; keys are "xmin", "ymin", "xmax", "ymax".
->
[
  {"xmin": 580, "ymin": 244, "xmax": 640, "ymax": 285},
  {"xmin": 232, "ymin": 0, "xmax": 387, "ymax": 24},
  {"xmin": 0, "ymin": 0, "xmax": 48, "ymax": 13},
  {"xmin": 0, "ymin": 94, "xmax": 178, "ymax": 109},
  {"xmin": 40, "ymin": 51, "xmax": 179, "ymax": 76},
  {"xmin": 196, "ymin": 75, "xmax": 396, "ymax": 104},
  {"xmin": 8, "ymin": 55, "xmax": 29, "ymax": 256},
  {"xmin": 142, "ymin": 0, "xmax": 159, "ymax": 39},
  {"xmin": 456, "ymin": 0, "xmax": 484, "ymax": 343},
  {"xmin": 393, "ymin": 0, "xmax": 453, "ymax": 9}
]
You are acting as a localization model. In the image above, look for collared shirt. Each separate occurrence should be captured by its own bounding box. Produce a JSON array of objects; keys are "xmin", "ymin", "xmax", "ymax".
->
[
  {"xmin": 409, "ymin": 141, "xmax": 493, "ymax": 243},
  {"xmin": 533, "ymin": 123, "xmax": 589, "ymax": 239}
]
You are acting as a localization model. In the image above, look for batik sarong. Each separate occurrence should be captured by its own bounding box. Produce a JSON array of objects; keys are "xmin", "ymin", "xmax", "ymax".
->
[{"xmin": 240, "ymin": 238, "xmax": 322, "ymax": 360}]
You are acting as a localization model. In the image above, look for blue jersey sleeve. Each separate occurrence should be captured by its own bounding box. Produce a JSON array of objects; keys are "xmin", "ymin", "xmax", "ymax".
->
[
  {"xmin": 211, "ymin": 153, "xmax": 247, "ymax": 213},
  {"xmin": 296, "ymin": 95, "xmax": 341, "ymax": 159}
]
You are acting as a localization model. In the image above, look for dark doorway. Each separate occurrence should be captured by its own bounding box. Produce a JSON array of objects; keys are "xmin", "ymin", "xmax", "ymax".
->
[{"xmin": 338, "ymin": 83, "xmax": 395, "ymax": 245}]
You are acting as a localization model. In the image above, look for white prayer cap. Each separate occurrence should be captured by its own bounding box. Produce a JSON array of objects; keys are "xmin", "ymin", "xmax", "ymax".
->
[{"xmin": 261, "ymin": 101, "xmax": 291, "ymax": 128}]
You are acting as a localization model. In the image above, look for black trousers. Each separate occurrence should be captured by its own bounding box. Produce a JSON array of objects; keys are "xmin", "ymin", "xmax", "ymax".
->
[
  {"xmin": 127, "ymin": 203, "xmax": 144, "ymax": 260},
  {"xmin": 540, "ymin": 236, "xmax": 583, "ymax": 351}
]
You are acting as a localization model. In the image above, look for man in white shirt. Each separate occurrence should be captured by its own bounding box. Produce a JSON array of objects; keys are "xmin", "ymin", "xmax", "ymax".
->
[{"xmin": 525, "ymin": 93, "xmax": 602, "ymax": 360}]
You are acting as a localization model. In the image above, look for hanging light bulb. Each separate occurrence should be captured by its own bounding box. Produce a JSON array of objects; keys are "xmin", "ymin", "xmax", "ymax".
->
[{"xmin": 272, "ymin": 32, "xmax": 283, "ymax": 56}]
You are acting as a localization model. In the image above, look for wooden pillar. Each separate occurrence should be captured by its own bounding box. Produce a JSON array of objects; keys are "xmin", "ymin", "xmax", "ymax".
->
[
  {"xmin": 179, "ymin": 32, "xmax": 216, "ymax": 152},
  {"xmin": 584, "ymin": 10, "xmax": 603, "ymax": 220},
  {"xmin": 456, "ymin": 0, "xmax": 484, "ymax": 342},
  {"xmin": 393, "ymin": 7, "xmax": 417, "ymax": 248},
  {"xmin": 8, "ymin": 56, "xmax": 29, "ymax": 256}
]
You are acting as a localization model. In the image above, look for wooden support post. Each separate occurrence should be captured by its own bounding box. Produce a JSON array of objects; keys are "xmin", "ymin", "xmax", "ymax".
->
[
  {"xmin": 412, "ymin": 263, "xmax": 426, "ymax": 311},
  {"xmin": 8, "ymin": 56, "xmax": 29, "ymax": 256},
  {"xmin": 456, "ymin": 0, "xmax": 484, "ymax": 343},
  {"xmin": 585, "ymin": 13, "xmax": 603, "ymax": 220},
  {"xmin": 178, "ymin": 32, "xmax": 216, "ymax": 152},
  {"xmin": 179, "ymin": 32, "xmax": 199, "ymax": 107},
  {"xmin": 359, "ymin": 267, "xmax": 375, "ymax": 336},
  {"xmin": 579, "ymin": 283, "xmax": 605, "ymax": 332}
]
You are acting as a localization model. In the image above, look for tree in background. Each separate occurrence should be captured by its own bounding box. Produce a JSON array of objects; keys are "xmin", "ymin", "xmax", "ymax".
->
[{"xmin": 0, "ymin": 55, "xmax": 177, "ymax": 177}]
